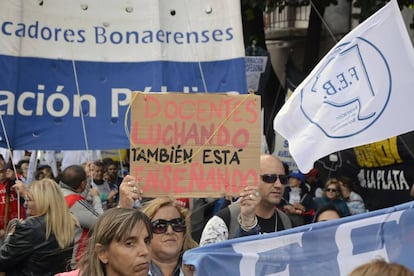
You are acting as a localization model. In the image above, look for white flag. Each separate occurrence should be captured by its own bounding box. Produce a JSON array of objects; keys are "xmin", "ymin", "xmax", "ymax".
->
[
  {"xmin": 26, "ymin": 150, "xmax": 37, "ymax": 185},
  {"xmin": 61, "ymin": 150, "xmax": 102, "ymax": 171},
  {"xmin": 274, "ymin": 0, "xmax": 414, "ymax": 172},
  {"xmin": 44, "ymin": 151, "xmax": 58, "ymax": 178}
]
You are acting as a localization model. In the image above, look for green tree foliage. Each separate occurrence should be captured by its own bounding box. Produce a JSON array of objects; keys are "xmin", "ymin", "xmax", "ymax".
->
[
  {"xmin": 244, "ymin": 0, "xmax": 412, "ymax": 22},
  {"xmin": 241, "ymin": 0, "xmax": 413, "ymax": 149},
  {"xmin": 353, "ymin": 0, "xmax": 413, "ymax": 22},
  {"xmin": 244, "ymin": 0, "xmax": 412, "ymax": 72}
]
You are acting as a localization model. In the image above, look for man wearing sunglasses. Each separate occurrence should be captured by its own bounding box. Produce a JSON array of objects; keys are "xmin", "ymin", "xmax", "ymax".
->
[{"xmin": 199, "ymin": 154, "xmax": 292, "ymax": 246}]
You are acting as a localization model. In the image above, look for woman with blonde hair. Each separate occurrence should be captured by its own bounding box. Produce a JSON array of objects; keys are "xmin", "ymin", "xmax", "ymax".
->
[
  {"xmin": 314, "ymin": 178, "xmax": 350, "ymax": 218},
  {"xmin": 142, "ymin": 197, "xmax": 198, "ymax": 276},
  {"xmin": 0, "ymin": 178, "xmax": 77, "ymax": 275}
]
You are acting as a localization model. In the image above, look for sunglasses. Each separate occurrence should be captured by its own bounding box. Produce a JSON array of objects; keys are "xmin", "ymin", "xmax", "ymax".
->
[
  {"xmin": 261, "ymin": 174, "xmax": 288, "ymax": 184},
  {"xmin": 151, "ymin": 218, "xmax": 186, "ymax": 234},
  {"xmin": 325, "ymin": 188, "xmax": 338, "ymax": 193}
]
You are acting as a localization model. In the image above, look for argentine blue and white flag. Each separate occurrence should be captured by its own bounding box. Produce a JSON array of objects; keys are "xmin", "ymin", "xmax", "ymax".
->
[
  {"xmin": 274, "ymin": 0, "xmax": 414, "ymax": 173},
  {"xmin": 183, "ymin": 201, "xmax": 414, "ymax": 275}
]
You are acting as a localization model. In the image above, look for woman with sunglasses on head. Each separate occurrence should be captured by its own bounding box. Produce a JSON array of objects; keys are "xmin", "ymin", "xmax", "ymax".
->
[
  {"xmin": 314, "ymin": 178, "xmax": 350, "ymax": 219},
  {"xmin": 141, "ymin": 197, "xmax": 198, "ymax": 276}
]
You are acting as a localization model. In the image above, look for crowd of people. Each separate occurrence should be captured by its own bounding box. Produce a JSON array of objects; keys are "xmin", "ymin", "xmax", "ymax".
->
[{"xmin": 0, "ymin": 152, "xmax": 410, "ymax": 275}]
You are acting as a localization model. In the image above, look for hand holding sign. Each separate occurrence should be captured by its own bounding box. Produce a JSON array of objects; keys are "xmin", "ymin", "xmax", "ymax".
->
[
  {"xmin": 118, "ymin": 175, "xmax": 143, "ymax": 208},
  {"xmin": 239, "ymin": 186, "xmax": 261, "ymax": 228}
]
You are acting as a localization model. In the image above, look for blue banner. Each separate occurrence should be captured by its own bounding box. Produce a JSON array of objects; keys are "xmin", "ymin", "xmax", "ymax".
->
[
  {"xmin": 0, "ymin": 0, "xmax": 246, "ymax": 150},
  {"xmin": 183, "ymin": 201, "xmax": 414, "ymax": 275}
]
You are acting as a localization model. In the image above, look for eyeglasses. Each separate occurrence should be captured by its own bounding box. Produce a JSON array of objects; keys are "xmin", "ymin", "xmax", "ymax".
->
[
  {"xmin": 260, "ymin": 174, "xmax": 288, "ymax": 184},
  {"xmin": 325, "ymin": 188, "xmax": 337, "ymax": 193},
  {"xmin": 151, "ymin": 218, "xmax": 186, "ymax": 234}
]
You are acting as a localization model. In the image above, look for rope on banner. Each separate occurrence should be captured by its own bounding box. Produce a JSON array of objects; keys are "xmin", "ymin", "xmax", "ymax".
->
[
  {"xmin": 183, "ymin": 0, "xmax": 209, "ymax": 93},
  {"xmin": 66, "ymin": 3, "xmax": 96, "ymax": 164},
  {"xmin": 71, "ymin": 59, "xmax": 91, "ymax": 153}
]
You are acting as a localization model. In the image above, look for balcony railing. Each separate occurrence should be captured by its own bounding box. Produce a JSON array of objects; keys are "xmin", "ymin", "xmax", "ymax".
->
[{"xmin": 265, "ymin": 5, "xmax": 310, "ymax": 33}]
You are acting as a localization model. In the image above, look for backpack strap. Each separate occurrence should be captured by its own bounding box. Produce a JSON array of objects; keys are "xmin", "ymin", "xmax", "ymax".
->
[
  {"xmin": 228, "ymin": 203, "xmax": 241, "ymax": 239},
  {"xmin": 216, "ymin": 202, "xmax": 240, "ymax": 239},
  {"xmin": 215, "ymin": 205, "xmax": 231, "ymax": 230},
  {"xmin": 276, "ymin": 208, "xmax": 292, "ymax": 229},
  {"xmin": 215, "ymin": 202, "xmax": 241, "ymax": 240}
]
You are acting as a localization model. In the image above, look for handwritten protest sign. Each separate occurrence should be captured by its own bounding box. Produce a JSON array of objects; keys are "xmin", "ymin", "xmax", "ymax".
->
[{"xmin": 130, "ymin": 92, "xmax": 261, "ymax": 198}]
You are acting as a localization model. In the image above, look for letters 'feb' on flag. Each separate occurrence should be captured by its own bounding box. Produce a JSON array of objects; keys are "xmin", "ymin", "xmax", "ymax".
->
[{"xmin": 274, "ymin": 0, "xmax": 414, "ymax": 173}]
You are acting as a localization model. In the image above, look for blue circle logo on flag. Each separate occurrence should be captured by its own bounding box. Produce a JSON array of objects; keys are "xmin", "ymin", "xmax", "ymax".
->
[{"xmin": 300, "ymin": 37, "xmax": 391, "ymax": 138}]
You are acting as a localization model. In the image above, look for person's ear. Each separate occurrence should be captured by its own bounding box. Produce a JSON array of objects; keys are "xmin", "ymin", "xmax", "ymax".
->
[
  {"xmin": 96, "ymin": 243, "xmax": 108, "ymax": 264},
  {"xmin": 81, "ymin": 179, "xmax": 87, "ymax": 188}
]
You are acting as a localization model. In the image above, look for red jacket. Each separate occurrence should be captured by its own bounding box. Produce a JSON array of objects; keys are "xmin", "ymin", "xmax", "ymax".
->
[{"xmin": 0, "ymin": 179, "xmax": 25, "ymax": 229}]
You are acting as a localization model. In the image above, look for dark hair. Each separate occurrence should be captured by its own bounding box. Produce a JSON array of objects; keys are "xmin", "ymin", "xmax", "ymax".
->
[
  {"xmin": 16, "ymin": 159, "xmax": 30, "ymax": 174},
  {"xmin": 35, "ymin": 170, "xmax": 45, "ymax": 180},
  {"xmin": 37, "ymin": 164, "xmax": 51, "ymax": 170},
  {"xmin": 16, "ymin": 159, "xmax": 29, "ymax": 167},
  {"xmin": 338, "ymin": 175, "xmax": 362, "ymax": 195},
  {"xmin": 6, "ymin": 159, "xmax": 14, "ymax": 170},
  {"xmin": 61, "ymin": 165, "xmax": 87, "ymax": 190},
  {"xmin": 93, "ymin": 160, "xmax": 104, "ymax": 168},
  {"xmin": 313, "ymin": 204, "xmax": 343, "ymax": 223},
  {"xmin": 102, "ymin": 157, "xmax": 116, "ymax": 168}
]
